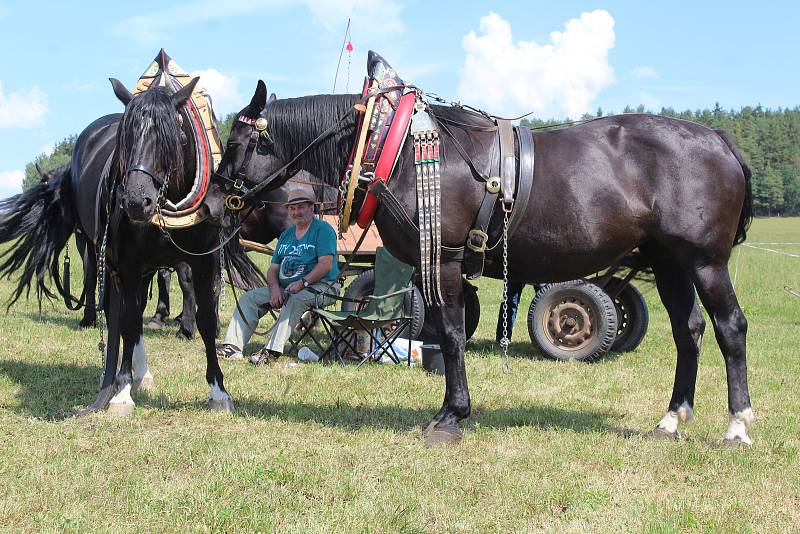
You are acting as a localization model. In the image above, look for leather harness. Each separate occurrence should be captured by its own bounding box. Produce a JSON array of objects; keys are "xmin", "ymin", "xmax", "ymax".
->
[{"xmin": 462, "ymin": 120, "xmax": 535, "ymax": 279}]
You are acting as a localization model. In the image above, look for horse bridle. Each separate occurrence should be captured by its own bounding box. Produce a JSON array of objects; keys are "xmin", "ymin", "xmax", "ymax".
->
[
  {"xmin": 214, "ymin": 114, "xmax": 274, "ymax": 211},
  {"xmin": 124, "ymin": 164, "xmax": 173, "ymax": 211}
]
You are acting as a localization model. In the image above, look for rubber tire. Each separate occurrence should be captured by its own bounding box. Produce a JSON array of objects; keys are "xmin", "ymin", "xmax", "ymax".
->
[
  {"xmin": 342, "ymin": 269, "xmax": 425, "ymax": 340},
  {"xmin": 605, "ymin": 278, "xmax": 649, "ymax": 353},
  {"xmin": 527, "ymin": 280, "xmax": 618, "ymax": 362},
  {"xmin": 420, "ymin": 280, "xmax": 480, "ymax": 342}
]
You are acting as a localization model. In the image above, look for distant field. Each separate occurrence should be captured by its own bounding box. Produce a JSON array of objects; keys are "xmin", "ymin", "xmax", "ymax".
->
[{"xmin": 0, "ymin": 217, "xmax": 798, "ymax": 532}]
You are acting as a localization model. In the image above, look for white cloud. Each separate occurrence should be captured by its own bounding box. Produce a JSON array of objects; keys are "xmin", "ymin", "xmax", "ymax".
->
[
  {"xmin": 0, "ymin": 81, "xmax": 48, "ymax": 129},
  {"xmin": 304, "ymin": 0, "xmax": 403, "ymax": 37},
  {"xmin": 190, "ymin": 68, "xmax": 242, "ymax": 115},
  {"xmin": 37, "ymin": 142, "xmax": 55, "ymax": 157},
  {"xmin": 631, "ymin": 65, "xmax": 660, "ymax": 80},
  {"xmin": 113, "ymin": 0, "xmax": 402, "ymax": 44},
  {"xmin": 0, "ymin": 169, "xmax": 24, "ymax": 198},
  {"xmin": 458, "ymin": 10, "xmax": 616, "ymax": 119}
]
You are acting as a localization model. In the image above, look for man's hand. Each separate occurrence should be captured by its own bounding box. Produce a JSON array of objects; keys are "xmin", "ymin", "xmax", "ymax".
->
[
  {"xmin": 269, "ymin": 285, "xmax": 285, "ymax": 309},
  {"xmin": 286, "ymin": 280, "xmax": 305, "ymax": 294}
]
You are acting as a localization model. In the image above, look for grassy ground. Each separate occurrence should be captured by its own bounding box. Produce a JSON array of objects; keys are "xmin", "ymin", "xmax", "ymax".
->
[{"xmin": 0, "ymin": 218, "xmax": 798, "ymax": 533}]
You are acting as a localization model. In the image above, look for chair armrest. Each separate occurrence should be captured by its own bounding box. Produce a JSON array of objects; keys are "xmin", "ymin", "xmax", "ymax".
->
[{"xmin": 364, "ymin": 285, "xmax": 414, "ymax": 301}]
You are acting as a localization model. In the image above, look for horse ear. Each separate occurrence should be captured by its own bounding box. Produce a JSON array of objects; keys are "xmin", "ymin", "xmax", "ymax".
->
[
  {"xmin": 35, "ymin": 163, "xmax": 49, "ymax": 182},
  {"xmin": 249, "ymin": 80, "xmax": 268, "ymax": 112},
  {"xmin": 109, "ymin": 78, "xmax": 133, "ymax": 105},
  {"xmin": 172, "ymin": 77, "xmax": 200, "ymax": 110},
  {"xmin": 268, "ymin": 93, "xmax": 277, "ymax": 103}
]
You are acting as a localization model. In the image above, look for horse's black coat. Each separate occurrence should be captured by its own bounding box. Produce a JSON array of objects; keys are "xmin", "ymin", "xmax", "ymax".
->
[{"xmin": 218, "ymin": 80, "xmax": 754, "ymax": 442}]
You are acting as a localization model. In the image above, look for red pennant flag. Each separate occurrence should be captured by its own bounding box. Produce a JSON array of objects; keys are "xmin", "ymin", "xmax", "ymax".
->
[{"xmin": 346, "ymin": 41, "xmax": 353, "ymax": 52}]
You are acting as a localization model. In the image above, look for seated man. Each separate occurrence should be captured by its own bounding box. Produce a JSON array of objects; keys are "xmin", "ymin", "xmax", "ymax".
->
[{"xmin": 216, "ymin": 187, "xmax": 340, "ymax": 362}]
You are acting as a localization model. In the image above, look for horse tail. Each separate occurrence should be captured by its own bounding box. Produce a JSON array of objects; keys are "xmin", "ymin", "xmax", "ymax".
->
[
  {"xmin": 0, "ymin": 165, "xmax": 76, "ymax": 308},
  {"xmin": 715, "ymin": 129, "xmax": 753, "ymax": 246},
  {"xmin": 224, "ymin": 238, "xmax": 266, "ymax": 290}
]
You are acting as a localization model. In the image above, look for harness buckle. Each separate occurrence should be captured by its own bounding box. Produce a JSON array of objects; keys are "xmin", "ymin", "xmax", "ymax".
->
[
  {"xmin": 225, "ymin": 195, "xmax": 245, "ymax": 211},
  {"xmin": 233, "ymin": 178, "xmax": 244, "ymax": 190},
  {"xmin": 486, "ymin": 176, "xmax": 501, "ymax": 194},
  {"xmin": 466, "ymin": 229, "xmax": 488, "ymax": 253}
]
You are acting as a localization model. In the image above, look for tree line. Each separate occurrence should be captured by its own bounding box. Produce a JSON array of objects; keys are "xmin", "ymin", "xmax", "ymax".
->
[
  {"xmin": 24, "ymin": 104, "xmax": 800, "ymax": 216},
  {"xmin": 521, "ymin": 104, "xmax": 800, "ymax": 216}
]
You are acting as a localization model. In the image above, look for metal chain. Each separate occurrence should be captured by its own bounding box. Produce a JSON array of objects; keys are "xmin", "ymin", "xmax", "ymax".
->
[
  {"xmin": 337, "ymin": 167, "xmax": 350, "ymax": 239},
  {"xmin": 96, "ymin": 210, "xmax": 112, "ymax": 364},
  {"xmin": 500, "ymin": 209, "xmax": 510, "ymax": 373},
  {"xmin": 218, "ymin": 227, "xmax": 226, "ymax": 312}
]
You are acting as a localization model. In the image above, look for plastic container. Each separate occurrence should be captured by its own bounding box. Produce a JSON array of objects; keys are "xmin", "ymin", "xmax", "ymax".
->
[
  {"xmin": 379, "ymin": 337, "xmax": 423, "ymax": 364},
  {"xmin": 298, "ymin": 346, "xmax": 320, "ymax": 362}
]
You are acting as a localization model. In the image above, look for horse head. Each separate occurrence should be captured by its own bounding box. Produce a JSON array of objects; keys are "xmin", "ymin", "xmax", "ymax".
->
[
  {"xmin": 109, "ymin": 76, "xmax": 199, "ymax": 223},
  {"xmin": 216, "ymin": 80, "xmax": 278, "ymax": 200}
]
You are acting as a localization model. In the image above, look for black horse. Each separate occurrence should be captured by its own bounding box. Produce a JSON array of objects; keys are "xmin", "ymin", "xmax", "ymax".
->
[
  {"xmin": 216, "ymin": 80, "xmax": 754, "ymax": 446},
  {"xmin": 0, "ymin": 77, "xmax": 260, "ymax": 415}
]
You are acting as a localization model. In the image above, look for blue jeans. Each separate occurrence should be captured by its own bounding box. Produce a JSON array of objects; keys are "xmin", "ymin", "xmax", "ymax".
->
[
  {"xmin": 496, "ymin": 281, "xmax": 525, "ymax": 343},
  {"xmin": 495, "ymin": 283, "xmax": 543, "ymax": 342}
]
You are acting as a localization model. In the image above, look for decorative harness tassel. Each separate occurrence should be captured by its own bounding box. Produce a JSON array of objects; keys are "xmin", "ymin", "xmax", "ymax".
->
[{"xmin": 411, "ymin": 100, "xmax": 443, "ymax": 307}]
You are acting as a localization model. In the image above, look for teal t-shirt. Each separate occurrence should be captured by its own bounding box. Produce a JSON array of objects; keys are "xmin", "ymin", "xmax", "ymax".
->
[{"xmin": 271, "ymin": 218, "xmax": 339, "ymax": 287}]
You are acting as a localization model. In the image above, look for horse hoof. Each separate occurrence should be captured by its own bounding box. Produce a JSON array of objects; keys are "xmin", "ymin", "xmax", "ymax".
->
[
  {"xmin": 108, "ymin": 402, "xmax": 134, "ymax": 417},
  {"xmin": 175, "ymin": 330, "xmax": 193, "ymax": 341},
  {"xmin": 423, "ymin": 425, "xmax": 462, "ymax": 447},
  {"xmin": 146, "ymin": 319, "xmax": 164, "ymax": 329},
  {"xmin": 723, "ymin": 436, "xmax": 752, "ymax": 448},
  {"xmin": 133, "ymin": 376, "xmax": 155, "ymax": 392},
  {"xmin": 208, "ymin": 398, "xmax": 235, "ymax": 412},
  {"xmin": 647, "ymin": 427, "xmax": 681, "ymax": 441}
]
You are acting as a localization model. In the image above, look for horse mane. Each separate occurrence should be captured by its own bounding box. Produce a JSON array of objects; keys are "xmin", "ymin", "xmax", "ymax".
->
[
  {"xmin": 265, "ymin": 94, "xmax": 359, "ymax": 187},
  {"xmin": 115, "ymin": 87, "xmax": 186, "ymax": 188},
  {"xmin": 428, "ymin": 103, "xmax": 496, "ymax": 129}
]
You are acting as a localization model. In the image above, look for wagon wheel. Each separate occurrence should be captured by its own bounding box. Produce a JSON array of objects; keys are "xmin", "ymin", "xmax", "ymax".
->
[
  {"xmin": 420, "ymin": 279, "xmax": 480, "ymax": 342},
  {"xmin": 341, "ymin": 269, "xmax": 425, "ymax": 340},
  {"xmin": 527, "ymin": 280, "xmax": 618, "ymax": 362},
  {"xmin": 604, "ymin": 277, "xmax": 649, "ymax": 353}
]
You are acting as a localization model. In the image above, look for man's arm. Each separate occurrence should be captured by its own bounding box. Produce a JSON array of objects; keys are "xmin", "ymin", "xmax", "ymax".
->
[
  {"xmin": 285, "ymin": 255, "xmax": 333, "ymax": 294},
  {"xmin": 267, "ymin": 264, "xmax": 285, "ymax": 308}
]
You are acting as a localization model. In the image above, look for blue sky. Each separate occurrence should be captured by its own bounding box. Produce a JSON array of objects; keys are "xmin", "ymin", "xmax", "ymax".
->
[{"xmin": 1, "ymin": 0, "xmax": 798, "ymax": 197}]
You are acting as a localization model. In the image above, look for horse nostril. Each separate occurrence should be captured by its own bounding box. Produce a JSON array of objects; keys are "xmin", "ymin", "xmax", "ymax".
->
[{"xmin": 142, "ymin": 196, "xmax": 153, "ymax": 208}]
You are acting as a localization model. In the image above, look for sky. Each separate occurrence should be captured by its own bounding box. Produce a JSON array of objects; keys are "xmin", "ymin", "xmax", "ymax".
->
[{"xmin": 1, "ymin": 0, "xmax": 798, "ymax": 197}]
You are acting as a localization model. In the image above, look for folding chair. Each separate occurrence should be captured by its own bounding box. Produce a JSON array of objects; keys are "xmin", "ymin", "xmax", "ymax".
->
[{"xmin": 310, "ymin": 247, "xmax": 415, "ymax": 365}]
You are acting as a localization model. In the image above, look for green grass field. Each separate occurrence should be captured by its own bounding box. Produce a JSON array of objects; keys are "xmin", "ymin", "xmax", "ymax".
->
[{"xmin": 0, "ymin": 218, "xmax": 798, "ymax": 533}]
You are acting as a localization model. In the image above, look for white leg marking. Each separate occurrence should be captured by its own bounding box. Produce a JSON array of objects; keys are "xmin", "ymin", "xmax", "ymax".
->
[
  {"xmin": 110, "ymin": 384, "xmax": 134, "ymax": 406},
  {"xmin": 676, "ymin": 401, "xmax": 694, "ymax": 424},
  {"xmin": 725, "ymin": 408, "xmax": 754, "ymax": 445},
  {"xmin": 657, "ymin": 401, "xmax": 693, "ymax": 434},
  {"xmin": 209, "ymin": 382, "xmax": 232, "ymax": 402},
  {"xmin": 132, "ymin": 335, "xmax": 152, "ymax": 382},
  {"xmin": 657, "ymin": 411, "xmax": 680, "ymax": 434},
  {"xmin": 131, "ymin": 335, "xmax": 155, "ymax": 390}
]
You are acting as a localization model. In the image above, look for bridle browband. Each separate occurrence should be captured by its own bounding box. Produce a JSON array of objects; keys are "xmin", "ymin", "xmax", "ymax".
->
[{"xmin": 125, "ymin": 164, "xmax": 171, "ymax": 187}]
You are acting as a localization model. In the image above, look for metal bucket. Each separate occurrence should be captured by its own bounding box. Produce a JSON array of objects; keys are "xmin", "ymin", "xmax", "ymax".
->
[{"xmin": 421, "ymin": 344, "xmax": 445, "ymax": 375}]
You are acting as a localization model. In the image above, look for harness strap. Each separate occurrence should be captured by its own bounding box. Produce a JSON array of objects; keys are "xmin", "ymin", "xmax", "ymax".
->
[
  {"xmin": 462, "ymin": 126, "xmax": 502, "ymax": 280},
  {"xmin": 507, "ymin": 126, "xmax": 535, "ymax": 240},
  {"xmin": 498, "ymin": 119, "xmax": 516, "ymax": 207},
  {"xmin": 369, "ymin": 181, "xmax": 463, "ymax": 263}
]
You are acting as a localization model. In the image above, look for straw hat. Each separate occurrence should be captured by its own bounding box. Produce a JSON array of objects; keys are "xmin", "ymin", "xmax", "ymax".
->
[{"xmin": 283, "ymin": 187, "xmax": 316, "ymax": 207}]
